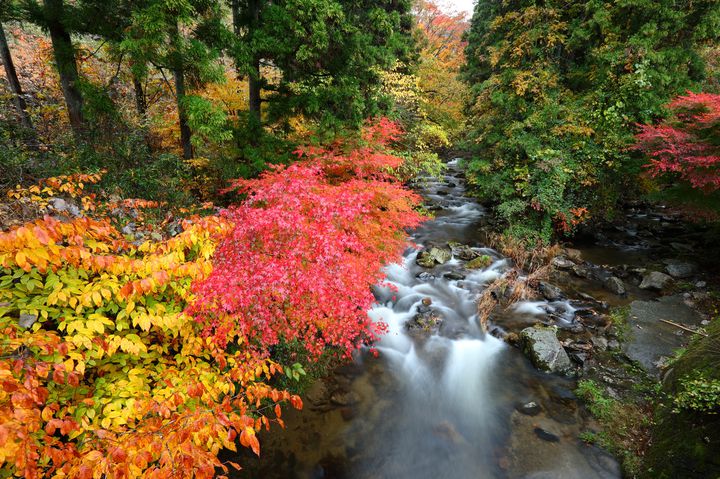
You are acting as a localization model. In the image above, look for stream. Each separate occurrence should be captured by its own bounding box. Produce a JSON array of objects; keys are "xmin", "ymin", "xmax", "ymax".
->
[{"xmin": 237, "ymin": 159, "xmax": 621, "ymax": 478}]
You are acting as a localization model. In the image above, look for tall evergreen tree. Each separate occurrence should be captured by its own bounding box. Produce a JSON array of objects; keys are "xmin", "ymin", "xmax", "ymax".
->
[{"xmin": 230, "ymin": 0, "xmax": 414, "ymax": 129}]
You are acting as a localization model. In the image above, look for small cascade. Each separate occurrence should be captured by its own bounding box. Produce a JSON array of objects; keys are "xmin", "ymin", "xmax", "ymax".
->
[{"xmin": 242, "ymin": 159, "xmax": 621, "ymax": 479}]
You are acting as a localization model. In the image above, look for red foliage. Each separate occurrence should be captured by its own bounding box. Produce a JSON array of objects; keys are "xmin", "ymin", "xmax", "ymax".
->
[
  {"xmin": 635, "ymin": 92, "xmax": 720, "ymax": 191},
  {"xmin": 188, "ymin": 119, "xmax": 424, "ymax": 357}
]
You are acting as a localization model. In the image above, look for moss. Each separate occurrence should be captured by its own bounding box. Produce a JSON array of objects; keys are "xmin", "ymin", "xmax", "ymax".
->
[
  {"xmin": 575, "ymin": 379, "xmax": 652, "ymax": 477},
  {"xmin": 643, "ymin": 317, "xmax": 720, "ymax": 478}
]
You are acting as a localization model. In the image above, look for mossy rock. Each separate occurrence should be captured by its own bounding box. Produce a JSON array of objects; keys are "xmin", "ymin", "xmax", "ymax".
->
[{"xmin": 466, "ymin": 255, "xmax": 492, "ymax": 269}]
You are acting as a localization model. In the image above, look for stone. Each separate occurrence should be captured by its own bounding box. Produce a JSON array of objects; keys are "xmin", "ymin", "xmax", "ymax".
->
[
  {"xmin": 407, "ymin": 308, "xmax": 444, "ymax": 334},
  {"xmin": 121, "ymin": 222, "xmax": 136, "ymax": 236},
  {"xmin": 591, "ymin": 336, "xmax": 608, "ymax": 351},
  {"xmin": 539, "ymin": 282, "xmax": 564, "ymax": 301},
  {"xmin": 466, "ymin": 255, "xmax": 493, "ymax": 269},
  {"xmin": 520, "ymin": 326, "xmax": 573, "ymax": 374},
  {"xmin": 330, "ymin": 390, "xmax": 360, "ymax": 407},
  {"xmin": 534, "ymin": 427, "xmax": 561, "ymax": 442},
  {"xmin": 416, "ymin": 247, "xmax": 452, "ymax": 268},
  {"xmin": 665, "ymin": 262, "xmax": 697, "ymax": 279},
  {"xmin": 552, "ymin": 257, "xmax": 575, "ymax": 270},
  {"xmin": 607, "ymin": 339, "xmax": 620, "ymax": 351},
  {"xmin": 696, "ymin": 281, "xmax": 707, "ymax": 289},
  {"xmin": 622, "ymin": 296, "xmax": 703, "ymax": 377},
  {"xmin": 572, "ymin": 264, "xmax": 591, "ymax": 279},
  {"xmin": 603, "ymin": 276, "xmax": 626, "ymax": 296},
  {"xmin": 565, "ymin": 248, "xmax": 583, "ymax": 262},
  {"xmin": 19, "ymin": 313, "xmax": 37, "ymax": 329},
  {"xmin": 639, "ymin": 271, "xmax": 674, "ymax": 291},
  {"xmin": 49, "ymin": 198, "xmax": 68, "ymax": 212},
  {"xmin": 444, "ymin": 271, "xmax": 466, "ymax": 280},
  {"xmin": 416, "ymin": 272, "xmax": 435, "ymax": 281},
  {"xmin": 517, "ymin": 401, "xmax": 542, "ymax": 416},
  {"xmin": 450, "ymin": 244, "xmax": 479, "ymax": 261}
]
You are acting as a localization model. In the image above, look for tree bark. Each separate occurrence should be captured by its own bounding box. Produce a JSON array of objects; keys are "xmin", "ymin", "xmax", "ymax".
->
[
  {"xmin": 170, "ymin": 21, "xmax": 192, "ymax": 159},
  {"xmin": 0, "ymin": 22, "xmax": 34, "ymax": 133},
  {"xmin": 132, "ymin": 73, "xmax": 147, "ymax": 120},
  {"xmin": 248, "ymin": 0, "xmax": 262, "ymax": 121},
  {"xmin": 44, "ymin": 0, "xmax": 84, "ymax": 137},
  {"xmin": 173, "ymin": 67, "xmax": 193, "ymax": 160}
]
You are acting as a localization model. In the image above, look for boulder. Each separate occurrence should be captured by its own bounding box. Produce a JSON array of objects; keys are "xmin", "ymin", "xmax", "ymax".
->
[
  {"xmin": 539, "ymin": 282, "xmax": 564, "ymax": 301},
  {"xmin": 603, "ymin": 276, "xmax": 626, "ymax": 296},
  {"xmin": 639, "ymin": 271, "xmax": 674, "ymax": 291},
  {"xmin": 552, "ymin": 257, "xmax": 575, "ymax": 270},
  {"xmin": 665, "ymin": 262, "xmax": 697, "ymax": 279},
  {"xmin": 416, "ymin": 247, "xmax": 452, "ymax": 268},
  {"xmin": 520, "ymin": 326, "xmax": 573, "ymax": 374},
  {"xmin": 450, "ymin": 243, "xmax": 480, "ymax": 261},
  {"xmin": 466, "ymin": 255, "xmax": 493, "ymax": 269}
]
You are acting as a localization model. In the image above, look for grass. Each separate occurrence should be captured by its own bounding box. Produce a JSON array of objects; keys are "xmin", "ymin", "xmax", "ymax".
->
[{"xmin": 575, "ymin": 379, "xmax": 654, "ymax": 478}]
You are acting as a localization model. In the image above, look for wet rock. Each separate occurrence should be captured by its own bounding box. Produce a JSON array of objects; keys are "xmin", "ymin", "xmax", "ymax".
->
[
  {"xmin": 569, "ymin": 352, "xmax": 588, "ymax": 366},
  {"xmin": 339, "ymin": 407, "xmax": 356, "ymax": 421},
  {"xmin": 603, "ymin": 276, "xmax": 626, "ymax": 296},
  {"xmin": 539, "ymin": 282, "xmax": 564, "ymax": 301},
  {"xmin": 416, "ymin": 272, "xmax": 435, "ymax": 281},
  {"xmin": 623, "ymin": 296, "xmax": 703, "ymax": 377},
  {"xmin": 670, "ymin": 242, "xmax": 694, "ymax": 252},
  {"xmin": 330, "ymin": 390, "xmax": 360, "ymax": 407},
  {"xmin": 607, "ymin": 339, "xmax": 620, "ymax": 351},
  {"xmin": 450, "ymin": 243, "xmax": 480, "ymax": 260},
  {"xmin": 466, "ymin": 255, "xmax": 493, "ymax": 269},
  {"xmin": 305, "ymin": 381, "xmax": 331, "ymax": 409},
  {"xmin": 520, "ymin": 326, "xmax": 573, "ymax": 374},
  {"xmin": 416, "ymin": 247, "xmax": 452, "ymax": 268},
  {"xmin": 696, "ymin": 281, "xmax": 707, "ymax": 289},
  {"xmin": 552, "ymin": 257, "xmax": 575, "ymax": 270},
  {"xmin": 572, "ymin": 264, "xmax": 591, "ymax": 279},
  {"xmin": 639, "ymin": 271, "xmax": 674, "ymax": 291},
  {"xmin": 517, "ymin": 401, "xmax": 542, "ymax": 416},
  {"xmin": 443, "ymin": 271, "xmax": 466, "ymax": 280},
  {"xmin": 407, "ymin": 307, "xmax": 444, "ymax": 334},
  {"xmin": 665, "ymin": 261, "xmax": 697, "ymax": 279},
  {"xmin": 534, "ymin": 427, "xmax": 561, "ymax": 442},
  {"xmin": 565, "ymin": 248, "xmax": 583, "ymax": 262}
]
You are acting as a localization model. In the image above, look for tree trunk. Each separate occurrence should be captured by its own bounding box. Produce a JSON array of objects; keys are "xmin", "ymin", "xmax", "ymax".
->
[
  {"xmin": 248, "ymin": 0, "xmax": 262, "ymax": 122},
  {"xmin": 249, "ymin": 57, "xmax": 261, "ymax": 118},
  {"xmin": 0, "ymin": 22, "xmax": 34, "ymax": 133},
  {"xmin": 132, "ymin": 73, "xmax": 147, "ymax": 120},
  {"xmin": 44, "ymin": 0, "xmax": 84, "ymax": 137},
  {"xmin": 169, "ymin": 21, "xmax": 192, "ymax": 159},
  {"xmin": 174, "ymin": 67, "xmax": 193, "ymax": 160}
]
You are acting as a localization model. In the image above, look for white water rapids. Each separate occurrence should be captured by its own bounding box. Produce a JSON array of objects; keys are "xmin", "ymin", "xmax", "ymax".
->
[{"xmin": 238, "ymin": 159, "xmax": 621, "ymax": 479}]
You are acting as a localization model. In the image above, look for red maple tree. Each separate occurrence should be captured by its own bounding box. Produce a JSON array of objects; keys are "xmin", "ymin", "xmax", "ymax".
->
[
  {"xmin": 188, "ymin": 118, "xmax": 424, "ymax": 357},
  {"xmin": 635, "ymin": 92, "xmax": 720, "ymax": 191}
]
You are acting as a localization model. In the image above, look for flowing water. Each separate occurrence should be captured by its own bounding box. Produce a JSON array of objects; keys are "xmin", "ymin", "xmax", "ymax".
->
[{"xmin": 238, "ymin": 160, "xmax": 621, "ymax": 479}]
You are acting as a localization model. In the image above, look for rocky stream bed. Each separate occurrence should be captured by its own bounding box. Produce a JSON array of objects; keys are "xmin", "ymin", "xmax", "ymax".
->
[{"xmin": 230, "ymin": 159, "xmax": 716, "ymax": 478}]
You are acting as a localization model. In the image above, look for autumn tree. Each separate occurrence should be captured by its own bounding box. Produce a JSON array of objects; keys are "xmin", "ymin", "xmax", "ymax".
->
[
  {"xmin": 413, "ymin": 0, "xmax": 468, "ymax": 137},
  {"xmin": 462, "ymin": 0, "xmax": 720, "ymax": 241},
  {"xmin": 120, "ymin": 0, "xmax": 229, "ymax": 159},
  {"xmin": 635, "ymin": 92, "xmax": 720, "ymax": 191}
]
